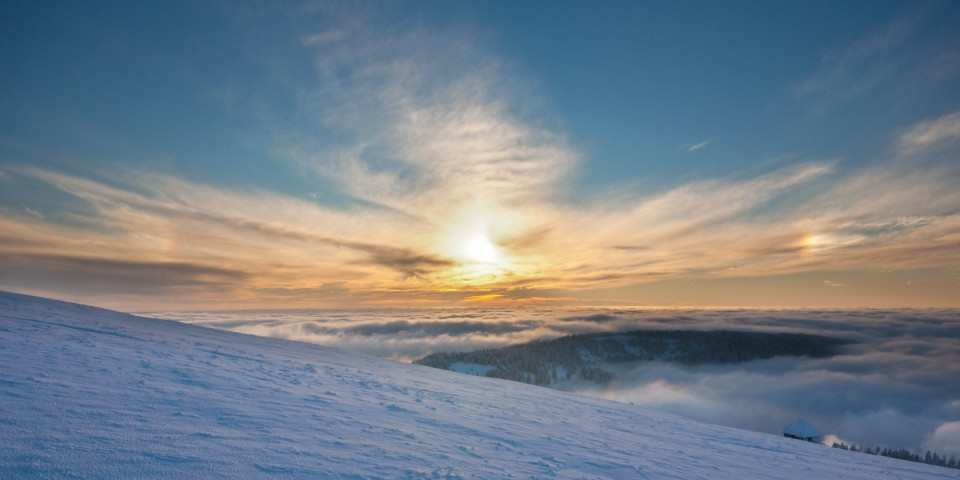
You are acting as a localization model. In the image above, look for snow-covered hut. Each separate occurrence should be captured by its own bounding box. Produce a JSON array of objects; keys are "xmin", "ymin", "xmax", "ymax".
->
[{"xmin": 782, "ymin": 418, "xmax": 822, "ymax": 443}]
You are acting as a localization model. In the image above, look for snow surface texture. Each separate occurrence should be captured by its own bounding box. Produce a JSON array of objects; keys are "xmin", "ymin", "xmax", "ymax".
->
[{"xmin": 1, "ymin": 291, "xmax": 955, "ymax": 479}]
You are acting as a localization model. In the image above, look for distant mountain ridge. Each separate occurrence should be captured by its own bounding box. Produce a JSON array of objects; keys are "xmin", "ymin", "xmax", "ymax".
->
[{"xmin": 414, "ymin": 330, "xmax": 851, "ymax": 386}]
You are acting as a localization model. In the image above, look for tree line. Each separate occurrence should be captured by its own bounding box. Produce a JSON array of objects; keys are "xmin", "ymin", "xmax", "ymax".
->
[{"xmin": 831, "ymin": 442, "xmax": 959, "ymax": 470}]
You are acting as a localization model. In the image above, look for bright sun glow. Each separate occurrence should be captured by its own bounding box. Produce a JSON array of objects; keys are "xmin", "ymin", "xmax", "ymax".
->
[{"xmin": 464, "ymin": 235, "xmax": 499, "ymax": 263}]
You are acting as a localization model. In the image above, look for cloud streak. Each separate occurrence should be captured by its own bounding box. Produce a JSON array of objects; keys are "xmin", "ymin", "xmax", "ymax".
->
[
  {"xmin": 3, "ymin": 136, "xmax": 960, "ymax": 309},
  {"xmin": 901, "ymin": 111, "xmax": 960, "ymax": 153},
  {"xmin": 792, "ymin": 8, "xmax": 921, "ymax": 114},
  {"xmin": 686, "ymin": 140, "xmax": 709, "ymax": 152}
]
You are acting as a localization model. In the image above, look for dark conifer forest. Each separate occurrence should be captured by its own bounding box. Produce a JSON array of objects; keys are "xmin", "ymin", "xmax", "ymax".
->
[{"xmin": 414, "ymin": 330, "xmax": 851, "ymax": 387}]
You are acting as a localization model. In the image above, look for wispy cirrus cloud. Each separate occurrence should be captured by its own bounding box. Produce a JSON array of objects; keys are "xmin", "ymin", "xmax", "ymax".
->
[
  {"xmin": 900, "ymin": 111, "xmax": 960, "ymax": 154},
  {"xmin": 0, "ymin": 164, "xmax": 461, "ymax": 308},
  {"xmin": 3, "ymin": 140, "xmax": 960, "ymax": 309},
  {"xmin": 792, "ymin": 9, "xmax": 921, "ymax": 113},
  {"xmin": 286, "ymin": 11, "xmax": 575, "ymax": 218},
  {"xmin": 790, "ymin": 3, "xmax": 960, "ymax": 123}
]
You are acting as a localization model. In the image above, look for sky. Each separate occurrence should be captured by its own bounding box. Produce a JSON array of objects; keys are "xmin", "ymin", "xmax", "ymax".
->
[{"xmin": 2, "ymin": 0, "xmax": 960, "ymax": 310}]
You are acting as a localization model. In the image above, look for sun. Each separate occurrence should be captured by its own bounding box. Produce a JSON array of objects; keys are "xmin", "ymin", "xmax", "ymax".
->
[
  {"xmin": 463, "ymin": 235, "xmax": 500, "ymax": 264},
  {"xmin": 438, "ymin": 212, "xmax": 518, "ymax": 283}
]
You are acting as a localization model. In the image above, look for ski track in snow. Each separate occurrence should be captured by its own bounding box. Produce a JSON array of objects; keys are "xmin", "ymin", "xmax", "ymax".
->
[{"xmin": 0, "ymin": 291, "xmax": 955, "ymax": 479}]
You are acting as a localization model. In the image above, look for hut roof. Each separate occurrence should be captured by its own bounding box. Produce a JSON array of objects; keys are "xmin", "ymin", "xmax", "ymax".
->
[{"xmin": 782, "ymin": 418, "xmax": 822, "ymax": 438}]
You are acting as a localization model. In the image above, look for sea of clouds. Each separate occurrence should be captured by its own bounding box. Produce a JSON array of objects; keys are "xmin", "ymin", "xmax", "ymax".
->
[{"xmin": 148, "ymin": 307, "xmax": 960, "ymax": 456}]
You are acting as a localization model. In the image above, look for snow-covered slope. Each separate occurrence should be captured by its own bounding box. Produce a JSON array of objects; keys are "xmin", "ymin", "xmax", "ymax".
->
[{"xmin": 1, "ymin": 291, "xmax": 954, "ymax": 479}]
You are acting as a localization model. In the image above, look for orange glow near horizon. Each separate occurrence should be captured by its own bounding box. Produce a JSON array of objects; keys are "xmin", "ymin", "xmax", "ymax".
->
[{"xmin": 463, "ymin": 294, "xmax": 504, "ymax": 302}]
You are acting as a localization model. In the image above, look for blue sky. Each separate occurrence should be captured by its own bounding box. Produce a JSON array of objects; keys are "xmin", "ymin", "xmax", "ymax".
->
[{"xmin": 2, "ymin": 1, "xmax": 960, "ymax": 310}]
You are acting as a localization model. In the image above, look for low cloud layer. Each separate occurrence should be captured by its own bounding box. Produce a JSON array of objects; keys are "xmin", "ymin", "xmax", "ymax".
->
[{"xmin": 151, "ymin": 307, "xmax": 960, "ymax": 456}]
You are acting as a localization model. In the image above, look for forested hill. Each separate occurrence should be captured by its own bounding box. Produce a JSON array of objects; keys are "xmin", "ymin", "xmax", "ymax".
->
[{"xmin": 414, "ymin": 330, "xmax": 851, "ymax": 387}]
